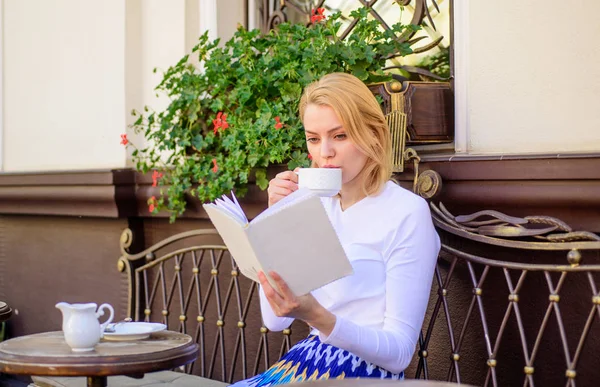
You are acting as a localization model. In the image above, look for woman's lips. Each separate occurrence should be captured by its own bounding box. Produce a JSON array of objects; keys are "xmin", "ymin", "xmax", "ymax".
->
[{"xmin": 322, "ymin": 165, "xmax": 340, "ymax": 168}]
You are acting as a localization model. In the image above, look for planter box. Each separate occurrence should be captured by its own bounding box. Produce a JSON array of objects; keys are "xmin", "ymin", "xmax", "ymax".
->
[{"xmin": 369, "ymin": 81, "xmax": 454, "ymax": 144}]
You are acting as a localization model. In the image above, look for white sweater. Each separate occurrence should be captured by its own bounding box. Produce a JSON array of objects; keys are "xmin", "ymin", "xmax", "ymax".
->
[{"xmin": 259, "ymin": 181, "xmax": 441, "ymax": 374}]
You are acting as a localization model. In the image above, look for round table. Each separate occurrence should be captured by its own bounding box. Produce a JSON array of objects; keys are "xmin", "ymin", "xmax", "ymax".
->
[
  {"xmin": 296, "ymin": 379, "xmax": 474, "ymax": 387},
  {"xmin": 0, "ymin": 330, "xmax": 198, "ymax": 387},
  {"xmin": 0, "ymin": 302, "xmax": 12, "ymax": 322}
]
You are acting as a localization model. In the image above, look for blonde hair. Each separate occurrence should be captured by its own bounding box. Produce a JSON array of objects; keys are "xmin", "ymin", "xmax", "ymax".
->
[{"xmin": 299, "ymin": 72, "xmax": 392, "ymax": 196}]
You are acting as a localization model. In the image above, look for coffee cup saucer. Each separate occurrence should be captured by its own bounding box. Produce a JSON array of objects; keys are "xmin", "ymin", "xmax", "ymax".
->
[{"xmin": 103, "ymin": 322, "xmax": 166, "ymax": 341}]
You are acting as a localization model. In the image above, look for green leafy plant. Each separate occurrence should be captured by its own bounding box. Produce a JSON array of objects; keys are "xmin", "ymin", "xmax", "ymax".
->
[
  {"xmin": 127, "ymin": 7, "xmax": 418, "ymax": 221},
  {"xmin": 415, "ymin": 46, "xmax": 450, "ymax": 80}
]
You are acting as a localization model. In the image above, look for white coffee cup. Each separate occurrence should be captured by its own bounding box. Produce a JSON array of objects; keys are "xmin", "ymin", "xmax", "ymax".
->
[{"xmin": 296, "ymin": 168, "xmax": 342, "ymax": 197}]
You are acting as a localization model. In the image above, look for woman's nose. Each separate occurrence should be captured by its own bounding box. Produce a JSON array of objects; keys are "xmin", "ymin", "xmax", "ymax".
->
[{"xmin": 320, "ymin": 140, "xmax": 334, "ymax": 158}]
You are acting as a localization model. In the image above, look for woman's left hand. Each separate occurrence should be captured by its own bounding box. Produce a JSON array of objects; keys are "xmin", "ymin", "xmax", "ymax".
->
[{"xmin": 258, "ymin": 271, "xmax": 336, "ymax": 335}]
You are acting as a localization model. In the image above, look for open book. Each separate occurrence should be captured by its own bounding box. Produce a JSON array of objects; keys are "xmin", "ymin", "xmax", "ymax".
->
[{"xmin": 203, "ymin": 188, "xmax": 353, "ymax": 296}]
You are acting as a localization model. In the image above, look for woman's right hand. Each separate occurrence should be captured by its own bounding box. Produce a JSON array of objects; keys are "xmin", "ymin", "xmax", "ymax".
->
[{"xmin": 267, "ymin": 170, "xmax": 299, "ymax": 207}]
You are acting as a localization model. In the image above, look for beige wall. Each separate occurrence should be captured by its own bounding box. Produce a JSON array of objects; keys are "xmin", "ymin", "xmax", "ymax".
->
[
  {"xmin": 3, "ymin": 0, "xmax": 127, "ymax": 171},
  {"xmin": 125, "ymin": 0, "xmax": 187, "ymax": 167},
  {"xmin": 1, "ymin": 1, "xmax": 598, "ymax": 172},
  {"xmin": 217, "ymin": 0, "xmax": 245, "ymax": 43},
  {"xmin": 467, "ymin": 1, "xmax": 600, "ymax": 154},
  {"xmin": 1, "ymin": 0, "xmax": 244, "ymax": 172}
]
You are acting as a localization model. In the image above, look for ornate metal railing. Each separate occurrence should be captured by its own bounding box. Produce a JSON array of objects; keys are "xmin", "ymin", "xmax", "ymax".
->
[
  {"xmin": 248, "ymin": 0, "xmax": 451, "ymax": 81},
  {"xmin": 117, "ymin": 202, "xmax": 600, "ymax": 386},
  {"xmin": 416, "ymin": 203, "xmax": 600, "ymax": 386},
  {"xmin": 117, "ymin": 228, "xmax": 309, "ymax": 383}
]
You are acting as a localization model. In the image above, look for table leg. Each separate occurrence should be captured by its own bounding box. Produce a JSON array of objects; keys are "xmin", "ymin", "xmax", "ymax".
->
[{"xmin": 87, "ymin": 376, "xmax": 107, "ymax": 387}]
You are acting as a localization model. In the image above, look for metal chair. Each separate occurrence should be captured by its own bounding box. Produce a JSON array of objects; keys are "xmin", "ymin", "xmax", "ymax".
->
[
  {"xmin": 414, "ymin": 203, "xmax": 600, "ymax": 387},
  {"xmin": 117, "ymin": 228, "xmax": 309, "ymax": 384}
]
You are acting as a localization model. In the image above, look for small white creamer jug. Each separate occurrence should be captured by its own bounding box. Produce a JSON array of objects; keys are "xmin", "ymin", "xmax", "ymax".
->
[{"xmin": 55, "ymin": 302, "xmax": 114, "ymax": 352}]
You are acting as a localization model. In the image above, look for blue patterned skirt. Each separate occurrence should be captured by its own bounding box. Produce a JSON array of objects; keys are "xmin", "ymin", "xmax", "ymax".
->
[{"xmin": 231, "ymin": 334, "xmax": 404, "ymax": 386}]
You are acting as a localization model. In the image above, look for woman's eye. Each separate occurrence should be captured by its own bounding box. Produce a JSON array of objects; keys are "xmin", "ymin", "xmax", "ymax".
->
[
  {"xmin": 334, "ymin": 133, "xmax": 347, "ymax": 140},
  {"xmin": 306, "ymin": 138, "xmax": 318, "ymax": 143}
]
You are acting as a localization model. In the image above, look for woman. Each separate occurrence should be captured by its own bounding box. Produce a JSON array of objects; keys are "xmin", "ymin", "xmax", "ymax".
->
[{"xmin": 232, "ymin": 72, "xmax": 440, "ymax": 386}]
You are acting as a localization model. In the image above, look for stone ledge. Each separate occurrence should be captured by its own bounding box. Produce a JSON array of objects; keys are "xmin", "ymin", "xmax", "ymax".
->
[{"xmin": 0, "ymin": 155, "xmax": 598, "ymax": 231}]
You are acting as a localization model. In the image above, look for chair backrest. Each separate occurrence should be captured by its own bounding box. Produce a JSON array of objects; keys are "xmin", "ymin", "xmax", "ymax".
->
[
  {"xmin": 117, "ymin": 228, "xmax": 309, "ymax": 384},
  {"xmin": 413, "ymin": 202, "xmax": 600, "ymax": 387}
]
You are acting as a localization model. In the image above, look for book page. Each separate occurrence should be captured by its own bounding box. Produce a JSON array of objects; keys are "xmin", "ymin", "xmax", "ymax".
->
[
  {"xmin": 212, "ymin": 191, "xmax": 248, "ymax": 226},
  {"xmin": 247, "ymin": 195, "xmax": 353, "ymax": 296},
  {"xmin": 210, "ymin": 188, "xmax": 313, "ymax": 227},
  {"xmin": 205, "ymin": 188, "xmax": 352, "ymax": 295},
  {"xmin": 203, "ymin": 204, "xmax": 262, "ymax": 282},
  {"xmin": 252, "ymin": 188, "xmax": 314, "ymax": 224}
]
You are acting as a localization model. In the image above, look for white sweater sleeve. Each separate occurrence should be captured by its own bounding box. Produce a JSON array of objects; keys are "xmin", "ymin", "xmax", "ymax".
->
[
  {"xmin": 319, "ymin": 199, "xmax": 440, "ymax": 374},
  {"xmin": 259, "ymin": 285, "xmax": 295, "ymax": 331}
]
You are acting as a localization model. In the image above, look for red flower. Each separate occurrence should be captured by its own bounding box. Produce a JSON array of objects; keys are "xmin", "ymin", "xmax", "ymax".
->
[
  {"xmin": 212, "ymin": 112, "xmax": 229, "ymax": 134},
  {"xmin": 311, "ymin": 8, "xmax": 325, "ymax": 23},
  {"xmin": 152, "ymin": 170, "xmax": 163, "ymax": 187},
  {"xmin": 212, "ymin": 112, "xmax": 222, "ymax": 127},
  {"xmin": 212, "ymin": 158, "xmax": 218, "ymax": 173},
  {"xmin": 274, "ymin": 116, "xmax": 283, "ymax": 130},
  {"xmin": 221, "ymin": 114, "xmax": 229, "ymax": 129},
  {"xmin": 308, "ymin": 154, "xmax": 313, "ymax": 161},
  {"xmin": 148, "ymin": 196, "xmax": 157, "ymax": 213},
  {"xmin": 120, "ymin": 134, "xmax": 128, "ymax": 145}
]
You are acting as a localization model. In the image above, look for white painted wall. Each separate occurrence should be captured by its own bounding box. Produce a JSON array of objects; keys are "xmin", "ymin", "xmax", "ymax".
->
[
  {"xmin": 466, "ymin": 1, "xmax": 600, "ymax": 154},
  {"xmin": 2, "ymin": 0, "xmax": 194, "ymax": 172},
  {"xmin": 216, "ymin": 0, "xmax": 245, "ymax": 43},
  {"xmin": 125, "ymin": 0, "xmax": 242, "ymax": 165},
  {"xmin": 2, "ymin": 1, "xmax": 598, "ymax": 173},
  {"xmin": 125, "ymin": 0, "xmax": 187, "ymax": 166},
  {"xmin": 3, "ymin": 0, "xmax": 127, "ymax": 171}
]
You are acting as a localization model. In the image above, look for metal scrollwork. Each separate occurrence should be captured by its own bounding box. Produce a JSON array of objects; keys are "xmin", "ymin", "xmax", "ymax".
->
[
  {"xmin": 432, "ymin": 202, "xmax": 600, "ymax": 244},
  {"xmin": 119, "ymin": 228, "xmax": 133, "ymax": 254},
  {"xmin": 253, "ymin": 0, "xmax": 448, "ymax": 80},
  {"xmin": 267, "ymin": 9, "xmax": 286, "ymax": 29},
  {"xmin": 416, "ymin": 169, "xmax": 442, "ymax": 199}
]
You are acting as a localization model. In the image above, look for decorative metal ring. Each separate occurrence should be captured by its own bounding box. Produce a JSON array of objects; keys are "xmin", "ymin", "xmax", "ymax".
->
[{"xmin": 417, "ymin": 170, "xmax": 442, "ymax": 199}]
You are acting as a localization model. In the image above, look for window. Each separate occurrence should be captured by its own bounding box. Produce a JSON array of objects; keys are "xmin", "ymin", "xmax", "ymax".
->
[{"xmin": 247, "ymin": 0, "xmax": 455, "ymax": 162}]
